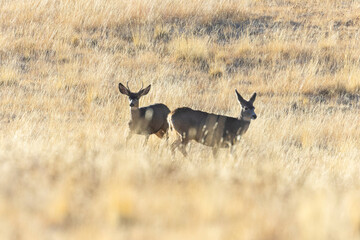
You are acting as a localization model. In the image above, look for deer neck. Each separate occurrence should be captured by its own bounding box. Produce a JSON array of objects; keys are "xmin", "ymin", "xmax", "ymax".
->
[
  {"xmin": 236, "ymin": 117, "xmax": 251, "ymax": 136},
  {"xmin": 130, "ymin": 107, "xmax": 140, "ymax": 120},
  {"xmin": 238, "ymin": 115, "xmax": 251, "ymax": 124}
]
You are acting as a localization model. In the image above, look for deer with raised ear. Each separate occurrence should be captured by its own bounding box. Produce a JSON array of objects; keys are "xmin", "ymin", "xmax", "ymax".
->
[
  {"xmin": 168, "ymin": 90, "xmax": 257, "ymax": 156},
  {"xmin": 118, "ymin": 81, "xmax": 171, "ymax": 145}
]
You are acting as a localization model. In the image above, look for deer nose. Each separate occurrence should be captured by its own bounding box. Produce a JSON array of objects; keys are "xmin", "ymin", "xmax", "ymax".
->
[
  {"xmin": 129, "ymin": 99, "xmax": 137, "ymax": 107},
  {"xmin": 252, "ymin": 114, "xmax": 257, "ymax": 119}
]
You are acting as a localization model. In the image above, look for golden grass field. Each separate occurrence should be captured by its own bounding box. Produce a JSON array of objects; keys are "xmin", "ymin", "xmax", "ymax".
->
[{"xmin": 0, "ymin": 0, "xmax": 360, "ymax": 239}]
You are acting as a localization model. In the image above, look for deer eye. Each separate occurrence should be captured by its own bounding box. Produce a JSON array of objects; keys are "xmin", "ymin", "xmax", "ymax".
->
[{"xmin": 244, "ymin": 107, "xmax": 249, "ymax": 110}]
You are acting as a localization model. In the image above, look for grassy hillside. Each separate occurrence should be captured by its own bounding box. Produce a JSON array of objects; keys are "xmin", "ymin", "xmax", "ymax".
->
[{"xmin": 0, "ymin": 0, "xmax": 360, "ymax": 239}]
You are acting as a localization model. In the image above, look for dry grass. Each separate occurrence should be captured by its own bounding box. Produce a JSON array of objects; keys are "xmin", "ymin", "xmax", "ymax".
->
[{"xmin": 1, "ymin": 0, "xmax": 360, "ymax": 239}]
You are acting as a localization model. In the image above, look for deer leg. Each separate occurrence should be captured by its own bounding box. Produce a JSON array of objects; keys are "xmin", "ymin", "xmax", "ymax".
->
[
  {"xmin": 212, "ymin": 147, "xmax": 219, "ymax": 158},
  {"xmin": 143, "ymin": 135, "xmax": 150, "ymax": 146},
  {"xmin": 170, "ymin": 137, "xmax": 188, "ymax": 157},
  {"xmin": 170, "ymin": 138, "xmax": 181, "ymax": 155},
  {"xmin": 154, "ymin": 130, "xmax": 169, "ymax": 147},
  {"xmin": 164, "ymin": 131, "xmax": 170, "ymax": 146},
  {"xmin": 229, "ymin": 144, "xmax": 238, "ymax": 160},
  {"xmin": 154, "ymin": 130, "xmax": 165, "ymax": 138},
  {"xmin": 126, "ymin": 131, "xmax": 133, "ymax": 143},
  {"xmin": 178, "ymin": 144, "xmax": 188, "ymax": 157},
  {"xmin": 178, "ymin": 139, "xmax": 189, "ymax": 157},
  {"xmin": 229, "ymin": 145, "xmax": 235, "ymax": 156}
]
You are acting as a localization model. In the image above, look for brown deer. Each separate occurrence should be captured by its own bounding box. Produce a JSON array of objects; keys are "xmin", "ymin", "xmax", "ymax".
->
[
  {"xmin": 118, "ymin": 82, "xmax": 171, "ymax": 145},
  {"xmin": 168, "ymin": 90, "xmax": 257, "ymax": 156}
]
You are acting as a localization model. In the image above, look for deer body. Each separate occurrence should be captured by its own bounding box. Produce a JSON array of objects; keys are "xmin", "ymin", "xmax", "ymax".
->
[
  {"xmin": 129, "ymin": 103, "xmax": 170, "ymax": 136},
  {"xmin": 170, "ymin": 108, "xmax": 250, "ymax": 148},
  {"xmin": 169, "ymin": 90, "xmax": 257, "ymax": 156},
  {"xmin": 118, "ymin": 82, "xmax": 170, "ymax": 144}
]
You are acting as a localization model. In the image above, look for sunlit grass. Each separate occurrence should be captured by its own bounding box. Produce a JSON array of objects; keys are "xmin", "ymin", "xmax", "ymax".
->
[{"xmin": 0, "ymin": 0, "xmax": 360, "ymax": 239}]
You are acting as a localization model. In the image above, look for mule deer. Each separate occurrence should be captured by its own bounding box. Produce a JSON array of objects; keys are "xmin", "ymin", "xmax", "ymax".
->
[
  {"xmin": 118, "ymin": 82, "xmax": 171, "ymax": 145},
  {"xmin": 168, "ymin": 90, "xmax": 257, "ymax": 156}
]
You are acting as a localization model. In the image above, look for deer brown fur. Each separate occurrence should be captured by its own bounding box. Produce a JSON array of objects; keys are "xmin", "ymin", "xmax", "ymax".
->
[
  {"xmin": 118, "ymin": 82, "xmax": 171, "ymax": 145},
  {"xmin": 168, "ymin": 90, "xmax": 257, "ymax": 156}
]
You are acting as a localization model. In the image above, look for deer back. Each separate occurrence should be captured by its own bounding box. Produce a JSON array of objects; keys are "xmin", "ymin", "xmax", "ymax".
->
[
  {"xmin": 170, "ymin": 107, "xmax": 250, "ymax": 147},
  {"xmin": 130, "ymin": 103, "xmax": 170, "ymax": 135}
]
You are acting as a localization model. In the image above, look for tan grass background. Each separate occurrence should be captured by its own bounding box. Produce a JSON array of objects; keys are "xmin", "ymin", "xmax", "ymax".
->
[{"xmin": 0, "ymin": 0, "xmax": 360, "ymax": 239}]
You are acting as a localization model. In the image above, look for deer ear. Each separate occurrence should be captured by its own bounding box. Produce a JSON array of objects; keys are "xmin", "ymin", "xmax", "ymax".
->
[
  {"xmin": 235, "ymin": 89, "xmax": 246, "ymax": 105},
  {"xmin": 249, "ymin": 92, "xmax": 257, "ymax": 103},
  {"xmin": 139, "ymin": 84, "xmax": 151, "ymax": 96},
  {"xmin": 118, "ymin": 83, "xmax": 130, "ymax": 95}
]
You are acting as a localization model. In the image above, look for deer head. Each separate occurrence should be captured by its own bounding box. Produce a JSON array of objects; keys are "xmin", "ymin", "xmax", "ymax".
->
[
  {"xmin": 235, "ymin": 90, "xmax": 257, "ymax": 121},
  {"xmin": 118, "ymin": 81, "xmax": 151, "ymax": 108}
]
